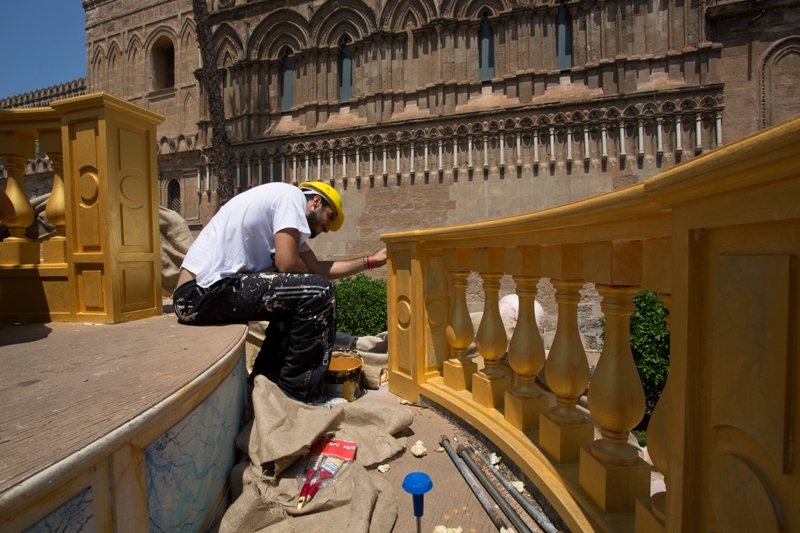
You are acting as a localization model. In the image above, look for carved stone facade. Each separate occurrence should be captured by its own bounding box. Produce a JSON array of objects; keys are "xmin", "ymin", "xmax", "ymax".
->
[{"xmin": 82, "ymin": 0, "xmax": 800, "ymax": 259}]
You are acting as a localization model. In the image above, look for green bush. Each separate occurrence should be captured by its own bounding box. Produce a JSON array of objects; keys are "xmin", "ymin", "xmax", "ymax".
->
[
  {"xmin": 334, "ymin": 274, "xmax": 387, "ymax": 337},
  {"xmin": 599, "ymin": 290, "xmax": 670, "ymax": 429}
]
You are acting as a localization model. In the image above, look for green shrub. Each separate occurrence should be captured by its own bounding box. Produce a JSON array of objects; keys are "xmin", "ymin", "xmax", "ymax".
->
[
  {"xmin": 334, "ymin": 274, "xmax": 387, "ymax": 337},
  {"xmin": 599, "ymin": 290, "xmax": 670, "ymax": 430}
]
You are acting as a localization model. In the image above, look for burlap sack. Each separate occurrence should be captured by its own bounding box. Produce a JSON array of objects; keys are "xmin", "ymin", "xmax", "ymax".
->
[{"xmin": 222, "ymin": 377, "xmax": 413, "ymax": 533}]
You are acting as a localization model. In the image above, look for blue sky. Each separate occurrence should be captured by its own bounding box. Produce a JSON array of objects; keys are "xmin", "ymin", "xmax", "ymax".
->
[{"xmin": 0, "ymin": 1, "xmax": 87, "ymax": 99}]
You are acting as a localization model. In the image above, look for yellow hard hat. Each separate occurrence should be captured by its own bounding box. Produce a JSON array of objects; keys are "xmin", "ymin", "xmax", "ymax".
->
[{"xmin": 299, "ymin": 181, "xmax": 345, "ymax": 231}]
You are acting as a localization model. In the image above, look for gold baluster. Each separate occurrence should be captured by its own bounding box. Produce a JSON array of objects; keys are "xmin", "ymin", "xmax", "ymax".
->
[
  {"xmin": 505, "ymin": 275, "xmax": 549, "ymax": 430},
  {"xmin": 40, "ymin": 128, "xmax": 67, "ymax": 264},
  {"xmin": 580, "ymin": 285, "xmax": 650, "ymax": 513},
  {"xmin": 443, "ymin": 248, "xmax": 477, "ymax": 390},
  {"xmin": 471, "ymin": 247, "xmax": 511, "ymax": 409},
  {"xmin": 444, "ymin": 270, "xmax": 478, "ymax": 390},
  {"xmin": 538, "ymin": 279, "xmax": 594, "ymax": 462},
  {"xmin": 635, "ymin": 294, "xmax": 671, "ymax": 532},
  {"xmin": 0, "ymin": 132, "xmax": 39, "ymax": 265}
]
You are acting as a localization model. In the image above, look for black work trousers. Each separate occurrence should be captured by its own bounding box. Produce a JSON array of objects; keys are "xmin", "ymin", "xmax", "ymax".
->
[{"xmin": 173, "ymin": 272, "xmax": 336, "ymax": 402}]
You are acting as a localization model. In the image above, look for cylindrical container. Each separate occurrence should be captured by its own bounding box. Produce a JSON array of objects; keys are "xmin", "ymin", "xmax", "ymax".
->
[{"xmin": 324, "ymin": 353, "xmax": 363, "ymax": 402}]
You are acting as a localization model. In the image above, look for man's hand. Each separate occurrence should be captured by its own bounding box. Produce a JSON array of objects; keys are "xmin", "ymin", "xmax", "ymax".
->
[
  {"xmin": 274, "ymin": 229, "xmax": 311, "ymax": 274},
  {"xmin": 371, "ymin": 248, "xmax": 387, "ymax": 268}
]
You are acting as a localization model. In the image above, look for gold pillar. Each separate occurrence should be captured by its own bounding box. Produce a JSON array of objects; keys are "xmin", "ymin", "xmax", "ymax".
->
[
  {"xmin": 580, "ymin": 285, "xmax": 650, "ymax": 513},
  {"xmin": 504, "ymin": 274, "xmax": 549, "ymax": 430},
  {"xmin": 539, "ymin": 279, "xmax": 594, "ymax": 462},
  {"xmin": 0, "ymin": 131, "xmax": 39, "ymax": 264},
  {"xmin": 471, "ymin": 247, "xmax": 511, "ymax": 409},
  {"xmin": 40, "ymin": 128, "xmax": 67, "ymax": 264},
  {"xmin": 636, "ymin": 294, "xmax": 671, "ymax": 532},
  {"xmin": 51, "ymin": 92, "xmax": 164, "ymax": 323}
]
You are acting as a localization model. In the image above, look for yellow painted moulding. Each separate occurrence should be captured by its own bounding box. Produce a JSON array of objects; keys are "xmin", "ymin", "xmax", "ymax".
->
[{"xmin": 0, "ymin": 107, "xmax": 60, "ymax": 132}]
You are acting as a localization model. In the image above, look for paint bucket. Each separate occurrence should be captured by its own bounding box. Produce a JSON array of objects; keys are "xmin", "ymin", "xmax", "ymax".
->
[{"xmin": 325, "ymin": 352, "xmax": 363, "ymax": 402}]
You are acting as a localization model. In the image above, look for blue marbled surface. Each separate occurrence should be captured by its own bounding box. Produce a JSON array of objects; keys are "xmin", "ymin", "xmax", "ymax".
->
[
  {"xmin": 25, "ymin": 486, "xmax": 94, "ymax": 533},
  {"xmin": 146, "ymin": 353, "xmax": 246, "ymax": 533}
]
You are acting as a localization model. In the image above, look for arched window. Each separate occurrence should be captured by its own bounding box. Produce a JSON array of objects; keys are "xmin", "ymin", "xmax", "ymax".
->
[
  {"xmin": 151, "ymin": 36, "xmax": 175, "ymax": 91},
  {"xmin": 479, "ymin": 13, "xmax": 495, "ymax": 83},
  {"xmin": 556, "ymin": 4, "xmax": 573, "ymax": 72},
  {"xmin": 339, "ymin": 38, "xmax": 353, "ymax": 104},
  {"xmin": 280, "ymin": 50, "xmax": 295, "ymax": 113},
  {"xmin": 168, "ymin": 180, "xmax": 181, "ymax": 213}
]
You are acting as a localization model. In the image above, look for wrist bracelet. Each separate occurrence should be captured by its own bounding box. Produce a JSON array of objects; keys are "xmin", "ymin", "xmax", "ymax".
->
[
  {"xmin": 363, "ymin": 256, "xmax": 369, "ymax": 270},
  {"xmin": 368, "ymin": 255, "xmax": 374, "ymax": 270}
]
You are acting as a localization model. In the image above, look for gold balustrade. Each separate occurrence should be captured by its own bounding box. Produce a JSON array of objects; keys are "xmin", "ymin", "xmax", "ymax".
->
[
  {"xmin": 0, "ymin": 93, "xmax": 164, "ymax": 323},
  {"xmin": 382, "ymin": 115, "xmax": 800, "ymax": 533}
]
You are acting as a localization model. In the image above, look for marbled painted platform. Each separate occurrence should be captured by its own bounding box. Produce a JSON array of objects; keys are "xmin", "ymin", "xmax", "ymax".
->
[
  {"xmin": 24, "ymin": 487, "xmax": 94, "ymax": 533},
  {"xmin": 146, "ymin": 355, "xmax": 246, "ymax": 533}
]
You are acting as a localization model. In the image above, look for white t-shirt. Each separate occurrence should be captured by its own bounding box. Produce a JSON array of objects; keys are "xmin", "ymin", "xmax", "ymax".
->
[{"xmin": 182, "ymin": 182, "xmax": 312, "ymax": 287}]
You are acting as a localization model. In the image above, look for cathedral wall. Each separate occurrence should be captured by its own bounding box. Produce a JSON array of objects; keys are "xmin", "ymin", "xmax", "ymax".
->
[{"xmin": 83, "ymin": 0, "xmax": 800, "ymax": 267}]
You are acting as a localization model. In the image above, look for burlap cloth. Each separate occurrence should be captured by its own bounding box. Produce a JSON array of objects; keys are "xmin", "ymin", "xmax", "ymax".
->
[{"xmin": 221, "ymin": 376, "xmax": 414, "ymax": 533}]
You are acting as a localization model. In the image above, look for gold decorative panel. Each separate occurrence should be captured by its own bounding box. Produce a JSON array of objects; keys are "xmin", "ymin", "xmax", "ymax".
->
[
  {"xmin": 711, "ymin": 254, "xmax": 791, "ymax": 473},
  {"xmin": 393, "ymin": 250, "xmax": 412, "ymax": 376},
  {"xmin": 74, "ymin": 122, "xmax": 97, "ymax": 169},
  {"xmin": 708, "ymin": 454, "xmax": 782, "ymax": 533},
  {"xmin": 119, "ymin": 128, "xmax": 144, "ymax": 172},
  {"xmin": 78, "ymin": 267, "xmax": 105, "ymax": 312},
  {"xmin": 121, "ymin": 263, "xmax": 155, "ymax": 312}
]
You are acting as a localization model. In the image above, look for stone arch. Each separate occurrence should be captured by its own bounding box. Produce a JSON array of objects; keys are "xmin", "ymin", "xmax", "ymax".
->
[
  {"xmin": 623, "ymin": 105, "xmax": 640, "ymax": 119},
  {"xmin": 311, "ymin": 0, "xmax": 377, "ymax": 46},
  {"xmin": 442, "ymin": 0, "xmax": 510, "ymax": 20},
  {"xmin": 380, "ymin": 0, "xmax": 437, "ymax": 31},
  {"xmin": 679, "ymin": 98, "xmax": 697, "ymax": 113},
  {"xmin": 125, "ymin": 34, "xmax": 143, "ymax": 93},
  {"xmin": 91, "ymin": 45, "xmax": 106, "ymax": 90},
  {"xmin": 642, "ymin": 102, "xmax": 659, "ymax": 117},
  {"xmin": 159, "ymin": 136, "xmax": 176, "ymax": 155},
  {"xmin": 107, "ymin": 41, "xmax": 124, "ymax": 96},
  {"xmin": 176, "ymin": 133, "xmax": 192, "ymax": 152},
  {"xmin": 606, "ymin": 107, "xmax": 621, "ymax": 120},
  {"xmin": 214, "ymin": 23, "xmax": 245, "ymax": 66},
  {"xmin": 760, "ymin": 36, "xmax": 800, "ymax": 128},
  {"xmin": 249, "ymin": 9, "xmax": 309, "ymax": 60},
  {"xmin": 168, "ymin": 179, "xmax": 182, "ymax": 214},
  {"xmin": 146, "ymin": 27, "xmax": 178, "ymax": 91},
  {"xmin": 182, "ymin": 91, "xmax": 195, "ymax": 133}
]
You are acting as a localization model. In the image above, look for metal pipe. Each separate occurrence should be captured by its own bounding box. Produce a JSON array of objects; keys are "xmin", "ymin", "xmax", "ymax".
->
[
  {"xmin": 440, "ymin": 437, "xmax": 510, "ymax": 532},
  {"xmin": 459, "ymin": 448, "xmax": 533, "ymax": 533},
  {"xmin": 469, "ymin": 447, "xmax": 560, "ymax": 533}
]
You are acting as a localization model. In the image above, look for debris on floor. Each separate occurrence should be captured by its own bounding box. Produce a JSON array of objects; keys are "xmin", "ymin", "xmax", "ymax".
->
[
  {"xmin": 410, "ymin": 440, "xmax": 428, "ymax": 457},
  {"xmin": 433, "ymin": 526, "xmax": 463, "ymax": 533},
  {"xmin": 377, "ymin": 464, "xmax": 390, "ymax": 473}
]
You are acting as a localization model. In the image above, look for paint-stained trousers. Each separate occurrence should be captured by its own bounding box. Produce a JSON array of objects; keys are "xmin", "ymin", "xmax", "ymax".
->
[{"xmin": 173, "ymin": 272, "xmax": 336, "ymax": 402}]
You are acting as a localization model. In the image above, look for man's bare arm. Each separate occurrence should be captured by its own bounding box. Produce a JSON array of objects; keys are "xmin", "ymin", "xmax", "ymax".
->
[
  {"xmin": 300, "ymin": 247, "xmax": 387, "ymax": 280},
  {"xmin": 274, "ymin": 229, "xmax": 311, "ymax": 274}
]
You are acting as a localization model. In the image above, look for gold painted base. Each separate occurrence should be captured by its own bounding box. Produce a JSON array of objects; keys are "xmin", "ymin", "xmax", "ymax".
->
[
  {"xmin": 443, "ymin": 359, "xmax": 478, "ymax": 391},
  {"xmin": 472, "ymin": 372, "xmax": 511, "ymax": 409},
  {"xmin": 635, "ymin": 498, "xmax": 666, "ymax": 533},
  {"xmin": 0, "ymin": 241, "xmax": 40, "ymax": 266},
  {"xmin": 579, "ymin": 445, "xmax": 651, "ymax": 513},
  {"xmin": 504, "ymin": 391, "xmax": 549, "ymax": 431},
  {"xmin": 43, "ymin": 239, "xmax": 67, "ymax": 264},
  {"xmin": 538, "ymin": 412, "xmax": 594, "ymax": 463}
]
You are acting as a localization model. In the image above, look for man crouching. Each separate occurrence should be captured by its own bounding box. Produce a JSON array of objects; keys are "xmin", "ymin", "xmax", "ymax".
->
[{"xmin": 173, "ymin": 181, "xmax": 386, "ymax": 402}]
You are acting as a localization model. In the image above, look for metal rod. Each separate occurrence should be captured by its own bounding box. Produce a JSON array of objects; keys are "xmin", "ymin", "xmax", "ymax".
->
[
  {"xmin": 440, "ymin": 437, "xmax": 510, "ymax": 532},
  {"xmin": 469, "ymin": 447, "xmax": 560, "ymax": 533},
  {"xmin": 416, "ymin": 516, "xmax": 421, "ymax": 533},
  {"xmin": 459, "ymin": 448, "xmax": 533, "ymax": 533}
]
